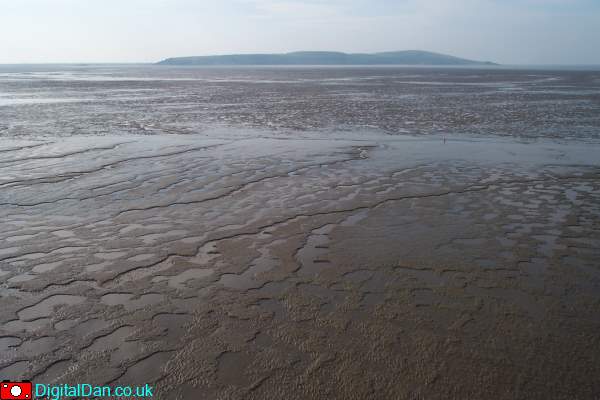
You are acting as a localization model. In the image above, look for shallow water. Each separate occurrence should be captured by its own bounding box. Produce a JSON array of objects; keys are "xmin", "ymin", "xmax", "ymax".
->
[
  {"xmin": 1, "ymin": 65, "xmax": 599, "ymax": 140},
  {"xmin": 0, "ymin": 66, "xmax": 599, "ymax": 399}
]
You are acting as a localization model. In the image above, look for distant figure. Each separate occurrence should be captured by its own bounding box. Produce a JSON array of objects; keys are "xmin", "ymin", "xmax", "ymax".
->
[{"xmin": 443, "ymin": 137, "xmax": 446, "ymax": 144}]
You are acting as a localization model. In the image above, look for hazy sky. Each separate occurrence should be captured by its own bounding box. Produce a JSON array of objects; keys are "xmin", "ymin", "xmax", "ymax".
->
[{"xmin": 1, "ymin": 0, "xmax": 599, "ymax": 64}]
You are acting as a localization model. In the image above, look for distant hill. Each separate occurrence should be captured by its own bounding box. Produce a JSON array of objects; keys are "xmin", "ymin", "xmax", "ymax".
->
[{"xmin": 157, "ymin": 50, "xmax": 496, "ymax": 66}]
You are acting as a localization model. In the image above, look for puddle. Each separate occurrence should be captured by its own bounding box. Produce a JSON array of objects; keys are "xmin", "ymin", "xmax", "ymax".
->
[
  {"xmin": 84, "ymin": 261, "xmax": 112, "ymax": 273},
  {"xmin": 53, "ymin": 230, "xmax": 75, "ymax": 238},
  {"xmin": 18, "ymin": 295, "xmax": 86, "ymax": 321},
  {"xmin": 454, "ymin": 238, "xmax": 487, "ymax": 246},
  {"xmin": 95, "ymin": 251, "xmax": 127, "ymax": 260},
  {"xmin": 8, "ymin": 274, "xmax": 36, "ymax": 283},
  {"xmin": 3, "ymin": 318, "xmax": 51, "ymax": 333},
  {"xmin": 152, "ymin": 313, "xmax": 190, "ymax": 337},
  {"xmin": 396, "ymin": 267, "xmax": 448, "ymax": 286},
  {"xmin": 18, "ymin": 336, "xmax": 56, "ymax": 356},
  {"xmin": 217, "ymin": 352, "xmax": 251, "ymax": 387},
  {"xmin": 34, "ymin": 359, "xmax": 71, "ymax": 383},
  {"xmin": 518, "ymin": 258, "xmax": 548, "ymax": 287},
  {"xmin": 0, "ymin": 247, "xmax": 20, "ymax": 257},
  {"xmin": 252, "ymin": 331, "xmax": 273, "ymax": 347},
  {"xmin": 296, "ymin": 225, "xmax": 334, "ymax": 277},
  {"xmin": 116, "ymin": 351, "xmax": 173, "ymax": 384},
  {"xmin": 0, "ymin": 336, "xmax": 21, "ymax": 352},
  {"xmin": 153, "ymin": 268, "xmax": 214, "ymax": 290},
  {"xmin": 219, "ymin": 247, "xmax": 278, "ymax": 290},
  {"xmin": 86, "ymin": 326, "xmax": 134, "ymax": 353},
  {"xmin": 253, "ymin": 280, "xmax": 295, "ymax": 297},
  {"xmin": 340, "ymin": 210, "xmax": 370, "ymax": 226},
  {"xmin": 476, "ymin": 259, "xmax": 499, "ymax": 269},
  {"xmin": 53, "ymin": 247, "xmax": 83, "ymax": 255},
  {"xmin": 362, "ymin": 292, "xmax": 386, "ymax": 306},
  {"xmin": 71, "ymin": 318, "xmax": 111, "ymax": 338},
  {"xmin": 0, "ymin": 361, "xmax": 29, "ymax": 380},
  {"xmin": 533, "ymin": 235, "xmax": 561, "ymax": 257},
  {"xmin": 343, "ymin": 270, "xmax": 373, "ymax": 284},
  {"xmin": 297, "ymin": 283, "xmax": 335, "ymax": 299},
  {"xmin": 139, "ymin": 230, "xmax": 188, "ymax": 245},
  {"xmin": 412, "ymin": 288, "xmax": 440, "ymax": 306},
  {"xmin": 32, "ymin": 261, "xmax": 63, "ymax": 273},
  {"xmin": 258, "ymin": 299, "xmax": 286, "ymax": 319},
  {"xmin": 6, "ymin": 233, "xmax": 39, "ymax": 242},
  {"xmin": 127, "ymin": 253, "xmax": 156, "ymax": 262},
  {"xmin": 101, "ymin": 293, "xmax": 164, "ymax": 311},
  {"xmin": 187, "ymin": 242, "xmax": 221, "ymax": 265},
  {"xmin": 466, "ymin": 286, "xmax": 545, "ymax": 320}
]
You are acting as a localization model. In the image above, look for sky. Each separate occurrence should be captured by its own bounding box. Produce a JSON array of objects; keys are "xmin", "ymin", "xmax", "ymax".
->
[{"xmin": 1, "ymin": 0, "xmax": 599, "ymax": 64}]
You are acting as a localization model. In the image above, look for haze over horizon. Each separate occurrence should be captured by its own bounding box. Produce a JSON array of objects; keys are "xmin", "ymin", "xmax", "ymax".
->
[{"xmin": 1, "ymin": 0, "xmax": 600, "ymax": 65}]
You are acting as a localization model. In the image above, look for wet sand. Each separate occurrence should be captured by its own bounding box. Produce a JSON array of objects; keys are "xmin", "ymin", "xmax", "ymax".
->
[{"xmin": 1, "ymin": 130, "xmax": 599, "ymax": 399}]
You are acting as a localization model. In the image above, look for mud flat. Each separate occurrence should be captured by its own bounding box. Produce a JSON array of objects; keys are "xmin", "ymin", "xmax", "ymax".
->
[
  {"xmin": 0, "ymin": 129, "xmax": 598, "ymax": 399},
  {"xmin": 0, "ymin": 130, "xmax": 600, "ymax": 399}
]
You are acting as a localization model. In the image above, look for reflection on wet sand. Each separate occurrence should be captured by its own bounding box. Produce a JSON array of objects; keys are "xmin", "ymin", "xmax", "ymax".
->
[{"xmin": 1, "ymin": 130, "xmax": 599, "ymax": 399}]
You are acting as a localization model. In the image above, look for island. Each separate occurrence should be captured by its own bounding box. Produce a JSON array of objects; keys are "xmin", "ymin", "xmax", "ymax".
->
[{"xmin": 157, "ymin": 50, "xmax": 496, "ymax": 66}]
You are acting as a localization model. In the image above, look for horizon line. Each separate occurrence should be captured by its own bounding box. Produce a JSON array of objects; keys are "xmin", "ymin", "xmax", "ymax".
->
[{"xmin": 2, "ymin": 62, "xmax": 600, "ymax": 67}]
